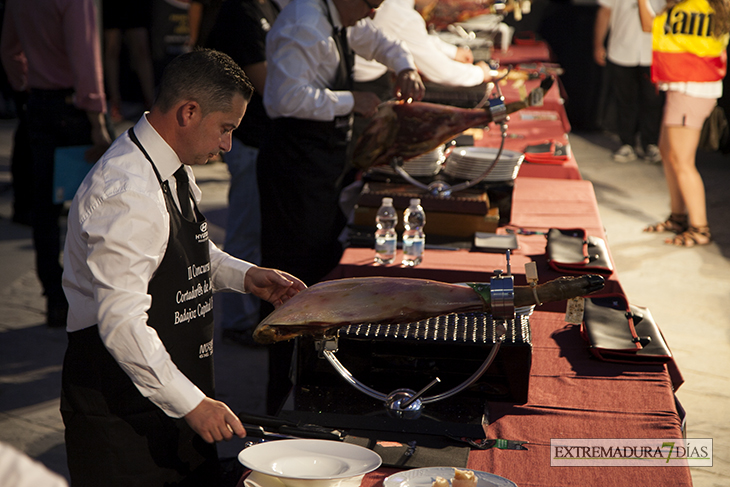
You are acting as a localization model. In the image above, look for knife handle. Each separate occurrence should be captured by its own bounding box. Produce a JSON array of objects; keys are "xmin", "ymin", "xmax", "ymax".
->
[{"xmin": 238, "ymin": 412, "xmax": 293, "ymax": 429}]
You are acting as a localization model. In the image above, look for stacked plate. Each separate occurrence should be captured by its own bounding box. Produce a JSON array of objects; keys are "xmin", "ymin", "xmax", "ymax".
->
[
  {"xmin": 443, "ymin": 147, "xmax": 524, "ymax": 182},
  {"xmin": 377, "ymin": 145, "xmax": 445, "ymax": 177}
]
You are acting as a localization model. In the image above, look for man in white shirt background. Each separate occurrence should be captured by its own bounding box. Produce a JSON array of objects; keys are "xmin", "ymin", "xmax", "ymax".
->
[
  {"xmin": 61, "ymin": 49, "xmax": 305, "ymax": 486},
  {"xmin": 354, "ymin": 0, "xmax": 496, "ymax": 92},
  {"xmin": 594, "ymin": 0, "xmax": 666, "ymax": 163},
  {"xmin": 257, "ymin": 0, "xmax": 425, "ymax": 414}
]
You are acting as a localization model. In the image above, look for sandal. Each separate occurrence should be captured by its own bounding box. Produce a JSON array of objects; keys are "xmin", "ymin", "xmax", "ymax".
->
[
  {"xmin": 665, "ymin": 225, "xmax": 712, "ymax": 247},
  {"xmin": 643, "ymin": 214, "xmax": 688, "ymax": 233}
]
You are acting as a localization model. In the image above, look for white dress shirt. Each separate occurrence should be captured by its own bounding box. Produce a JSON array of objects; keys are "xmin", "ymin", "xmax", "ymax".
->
[
  {"xmin": 354, "ymin": 0, "xmax": 485, "ymax": 87},
  {"xmin": 62, "ymin": 114, "xmax": 254, "ymax": 418},
  {"xmin": 598, "ymin": 0, "xmax": 665, "ymax": 67},
  {"xmin": 264, "ymin": 0, "xmax": 416, "ymax": 120}
]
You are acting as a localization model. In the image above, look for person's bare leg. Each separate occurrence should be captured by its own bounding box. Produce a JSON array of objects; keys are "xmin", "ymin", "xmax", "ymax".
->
[
  {"xmin": 659, "ymin": 124, "xmax": 687, "ymax": 216},
  {"xmin": 662, "ymin": 124, "xmax": 711, "ymax": 246},
  {"xmin": 644, "ymin": 124, "xmax": 689, "ymax": 233}
]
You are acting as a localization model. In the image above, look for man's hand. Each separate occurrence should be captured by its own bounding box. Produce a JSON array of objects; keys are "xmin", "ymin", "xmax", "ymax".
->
[
  {"xmin": 84, "ymin": 111, "xmax": 112, "ymax": 163},
  {"xmin": 184, "ymin": 397, "xmax": 246, "ymax": 443},
  {"xmin": 352, "ymin": 91, "xmax": 382, "ymax": 118},
  {"xmin": 394, "ymin": 69, "xmax": 425, "ymax": 102},
  {"xmin": 245, "ymin": 266, "xmax": 306, "ymax": 307},
  {"xmin": 476, "ymin": 61, "xmax": 499, "ymax": 83},
  {"xmin": 594, "ymin": 45, "xmax": 607, "ymax": 66},
  {"xmin": 454, "ymin": 46, "xmax": 474, "ymax": 64}
]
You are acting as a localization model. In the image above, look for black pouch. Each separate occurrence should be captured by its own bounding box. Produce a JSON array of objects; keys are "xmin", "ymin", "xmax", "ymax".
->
[
  {"xmin": 580, "ymin": 294, "xmax": 673, "ymax": 364},
  {"xmin": 545, "ymin": 228, "xmax": 613, "ymax": 275}
]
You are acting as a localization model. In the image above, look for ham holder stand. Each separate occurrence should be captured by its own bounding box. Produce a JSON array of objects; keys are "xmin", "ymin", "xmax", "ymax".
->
[
  {"xmin": 314, "ymin": 260, "xmax": 518, "ymax": 420},
  {"xmin": 391, "ymin": 69, "xmax": 513, "ymax": 197},
  {"xmin": 280, "ymin": 72, "xmax": 536, "ymax": 442}
]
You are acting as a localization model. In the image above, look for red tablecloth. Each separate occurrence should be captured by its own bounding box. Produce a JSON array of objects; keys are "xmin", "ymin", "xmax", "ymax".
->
[
  {"xmin": 332, "ymin": 177, "xmax": 619, "ymax": 291},
  {"xmin": 478, "ymin": 76, "xmax": 580, "ymax": 180},
  {"xmin": 490, "ymin": 40, "xmax": 554, "ymax": 65},
  {"xmin": 323, "ymin": 177, "xmax": 689, "ymax": 487},
  {"xmin": 474, "ymin": 111, "xmax": 579, "ymax": 180},
  {"xmin": 357, "ymin": 313, "xmax": 688, "ymax": 487}
]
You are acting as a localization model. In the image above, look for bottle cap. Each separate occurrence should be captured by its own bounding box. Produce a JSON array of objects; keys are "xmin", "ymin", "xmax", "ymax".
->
[
  {"xmin": 410, "ymin": 198, "xmax": 421, "ymax": 206},
  {"xmin": 382, "ymin": 197, "xmax": 393, "ymax": 205}
]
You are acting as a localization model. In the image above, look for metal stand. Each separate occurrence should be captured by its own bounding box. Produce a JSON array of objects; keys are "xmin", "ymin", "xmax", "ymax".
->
[
  {"xmin": 315, "ymin": 255, "xmax": 516, "ymax": 419},
  {"xmin": 391, "ymin": 69, "xmax": 512, "ymax": 196}
]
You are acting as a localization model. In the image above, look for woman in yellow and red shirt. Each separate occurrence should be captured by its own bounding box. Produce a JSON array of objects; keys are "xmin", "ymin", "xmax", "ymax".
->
[{"xmin": 639, "ymin": 0, "xmax": 730, "ymax": 246}]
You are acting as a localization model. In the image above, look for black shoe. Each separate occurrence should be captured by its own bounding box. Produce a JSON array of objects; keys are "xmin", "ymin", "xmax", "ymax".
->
[
  {"xmin": 47, "ymin": 306, "xmax": 68, "ymax": 328},
  {"xmin": 221, "ymin": 328, "xmax": 264, "ymax": 348}
]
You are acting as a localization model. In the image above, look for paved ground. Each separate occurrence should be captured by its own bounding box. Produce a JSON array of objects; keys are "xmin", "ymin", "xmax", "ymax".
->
[{"xmin": 0, "ymin": 116, "xmax": 728, "ymax": 486}]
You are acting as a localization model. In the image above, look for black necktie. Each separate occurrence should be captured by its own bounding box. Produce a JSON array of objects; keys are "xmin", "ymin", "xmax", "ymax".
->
[{"xmin": 173, "ymin": 166, "xmax": 194, "ymax": 220}]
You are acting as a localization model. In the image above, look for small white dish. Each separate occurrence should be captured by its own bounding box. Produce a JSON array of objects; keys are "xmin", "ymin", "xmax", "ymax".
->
[
  {"xmin": 473, "ymin": 233, "xmax": 519, "ymax": 251},
  {"xmin": 383, "ymin": 467, "xmax": 517, "ymax": 487},
  {"xmin": 238, "ymin": 439, "xmax": 381, "ymax": 487}
]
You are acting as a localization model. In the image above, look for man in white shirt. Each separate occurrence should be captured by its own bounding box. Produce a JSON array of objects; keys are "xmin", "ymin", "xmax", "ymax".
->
[
  {"xmin": 354, "ymin": 0, "xmax": 494, "ymax": 89},
  {"xmin": 259, "ymin": 0, "xmax": 424, "ymax": 287},
  {"xmin": 61, "ymin": 49, "xmax": 305, "ymax": 486},
  {"xmin": 258, "ymin": 0, "xmax": 424, "ymax": 415},
  {"xmin": 594, "ymin": 0, "xmax": 666, "ymax": 163}
]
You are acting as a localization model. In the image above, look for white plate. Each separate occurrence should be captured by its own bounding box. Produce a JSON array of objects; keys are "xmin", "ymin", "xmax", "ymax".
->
[
  {"xmin": 383, "ymin": 467, "xmax": 517, "ymax": 487},
  {"xmin": 238, "ymin": 439, "xmax": 382, "ymax": 480}
]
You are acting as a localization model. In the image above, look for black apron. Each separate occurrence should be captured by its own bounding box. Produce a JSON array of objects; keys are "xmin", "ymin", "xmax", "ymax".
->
[
  {"xmin": 61, "ymin": 129, "xmax": 219, "ymax": 487},
  {"xmin": 257, "ymin": 0, "xmax": 354, "ymax": 287}
]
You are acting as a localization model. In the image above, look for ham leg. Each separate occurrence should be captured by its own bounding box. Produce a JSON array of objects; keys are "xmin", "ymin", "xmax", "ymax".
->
[
  {"xmin": 352, "ymin": 77, "xmax": 554, "ymax": 169},
  {"xmin": 253, "ymin": 274, "xmax": 604, "ymax": 344}
]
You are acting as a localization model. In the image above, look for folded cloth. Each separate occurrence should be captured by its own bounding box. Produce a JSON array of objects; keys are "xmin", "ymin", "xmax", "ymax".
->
[
  {"xmin": 523, "ymin": 139, "xmax": 571, "ymax": 164},
  {"xmin": 545, "ymin": 228, "xmax": 613, "ymax": 275},
  {"xmin": 344, "ymin": 435, "xmax": 470, "ymax": 468},
  {"xmin": 580, "ymin": 294, "xmax": 674, "ymax": 364}
]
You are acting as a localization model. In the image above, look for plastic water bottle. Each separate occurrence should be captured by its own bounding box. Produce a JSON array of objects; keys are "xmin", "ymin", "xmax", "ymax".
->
[
  {"xmin": 402, "ymin": 198, "xmax": 426, "ymax": 267},
  {"xmin": 374, "ymin": 197, "xmax": 398, "ymax": 265}
]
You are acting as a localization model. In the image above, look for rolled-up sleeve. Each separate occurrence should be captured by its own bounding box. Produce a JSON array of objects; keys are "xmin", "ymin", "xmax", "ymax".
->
[{"xmin": 64, "ymin": 0, "xmax": 106, "ymax": 113}]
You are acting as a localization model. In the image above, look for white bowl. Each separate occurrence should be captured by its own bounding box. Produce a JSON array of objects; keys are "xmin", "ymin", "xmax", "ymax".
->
[{"xmin": 238, "ymin": 439, "xmax": 381, "ymax": 487}]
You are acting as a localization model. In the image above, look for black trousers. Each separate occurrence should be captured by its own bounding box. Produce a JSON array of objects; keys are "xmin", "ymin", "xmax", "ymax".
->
[
  {"xmin": 61, "ymin": 327, "xmax": 220, "ymax": 487},
  {"xmin": 257, "ymin": 117, "xmax": 349, "ymax": 414},
  {"xmin": 607, "ymin": 62, "xmax": 664, "ymax": 150},
  {"xmin": 26, "ymin": 89, "xmax": 93, "ymax": 309}
]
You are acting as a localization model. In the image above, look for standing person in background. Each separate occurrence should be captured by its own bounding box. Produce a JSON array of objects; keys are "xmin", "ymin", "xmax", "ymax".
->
[
  {"xmin": 354, "ymin": 0, "xmax": 497, "ymax": 92},
  {"xmin": 1, "ymin": 0, "xmax": 112, "ymax": 328},
  {"xmin": 206, "ymin": 0, "xmax": 280, "ymax": 347},
  {"xmin": 61, "ymin": 49, "xmax": 305, "ymax": 486},
  {"xmin": 348, "ymin": 0, "xmax": 497, "ymax": 169},
  {"xmin": 258, "ymin": 0, "xmax": 424, "ymax": 414},
  {"xmin": 639, "ymin": 0, "xmax": 730, "ymax": 246},
  {"xmin": 260, "ymin": 0, "xmax": 424, "ymax": 288},
  {"xmin": 102, "ymin": 0, "xmax": 156, "ymax": 121},
  {"xmin": 187, "ymin": 0, "xmax": 225, "ymax": 48},
  {"xmin": 594, "ymin": 0, "xmax": 665, "ymax": 163}
]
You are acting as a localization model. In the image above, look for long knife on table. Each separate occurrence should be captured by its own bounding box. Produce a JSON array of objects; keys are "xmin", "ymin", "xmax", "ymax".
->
[{"xmin": 238, "ymin": 412, "xmax": 344, "ymax": 441}]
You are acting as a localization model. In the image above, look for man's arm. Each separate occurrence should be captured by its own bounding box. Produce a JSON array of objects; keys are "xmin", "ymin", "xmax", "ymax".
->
[
  {"xmin": 594, "ymin": 6, "xmax": 611, "ymax": 66},
  {"xmin": 0, "ymin": 6, "xmax": 28, "ymax": 92},
  {"xmin": 264, "ymin": 19, "xmax": 357, "ymax": 120},
  {"xmin": 637, "ymin": 0, "xmax": 656, "ymax": 33},
  {"xmin": 79, "ymin": 178, "xmax": 205, "ymax": 418},
  {"xmin": 66, "ymin": 0, "xmax": 112, "ymax": 160}
]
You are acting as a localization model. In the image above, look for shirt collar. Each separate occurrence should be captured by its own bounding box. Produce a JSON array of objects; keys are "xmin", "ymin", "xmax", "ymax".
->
[
  {"xmin": 132, "ymin": 113, "xmax": 185, "ymax": 182},
  {"xmin": 326, "ymin": 0, "xmax": 344, "ymax": 29}
]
